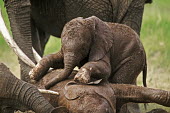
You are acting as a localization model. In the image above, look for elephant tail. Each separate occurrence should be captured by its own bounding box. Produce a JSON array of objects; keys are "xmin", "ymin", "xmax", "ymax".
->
[{"xmin": 143, "ymin": 59, "xmax": 147, "ymax": 87}]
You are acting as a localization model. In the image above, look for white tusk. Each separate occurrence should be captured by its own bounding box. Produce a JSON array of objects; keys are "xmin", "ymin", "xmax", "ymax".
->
[
  {"xmin": 32, "ymin": 47, "xmax": 42, "ymax": 63},
  {"xmin": 74, "ymin": 66, "xmax": 79, "ymax": 71},
  {"xmin": 38, "ymin": 89, "xmax": 59, "ymax": 95},
  {"xmin": 0, "ymin": 9, "xmax": 35, "ymax": 68}
]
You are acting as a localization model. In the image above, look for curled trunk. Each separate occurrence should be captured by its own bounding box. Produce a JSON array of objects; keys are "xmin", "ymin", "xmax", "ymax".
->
[{"xmin": 0, "ymin": 63, "xmax": 55, "ymax": 113}]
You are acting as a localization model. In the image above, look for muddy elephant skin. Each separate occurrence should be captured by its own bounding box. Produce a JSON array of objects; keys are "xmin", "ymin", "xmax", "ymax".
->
[
  {"xmin": 30, "ymin": 16, "xmax": 147, "ymax": 90},
  {"xmin": 34, "ymin": 69, "xmax": 170, "ymax": 113}
]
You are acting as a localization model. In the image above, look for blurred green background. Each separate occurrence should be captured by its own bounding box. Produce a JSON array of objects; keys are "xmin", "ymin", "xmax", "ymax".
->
[{"xmin": 0, "ymin": 0, "xmax": 170, "ymax": 112}]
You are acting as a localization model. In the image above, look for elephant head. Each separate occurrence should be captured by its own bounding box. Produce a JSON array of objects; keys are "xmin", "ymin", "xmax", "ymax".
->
[
  {"xmin": 61, "ymin": 16, "xmax": 113, "ymax": 62},
  {"xmin": 0, "ymin": 63, "xmax": 68, "ymax": 113}
]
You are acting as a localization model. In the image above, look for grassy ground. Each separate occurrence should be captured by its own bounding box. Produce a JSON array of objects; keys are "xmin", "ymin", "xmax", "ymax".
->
[{"xmin": 0, "ymin": 0, "xmax": 170, "ymax": 112}]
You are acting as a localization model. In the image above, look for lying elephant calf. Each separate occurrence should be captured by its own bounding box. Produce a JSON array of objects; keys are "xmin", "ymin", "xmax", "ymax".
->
[
  {"xmin": 30, "ymin": 16, "xmax": 147, "ymax": 89},
  {"xmin": 1, "ymin": 63, "xmax": 170, "ymax": 113},
  {"xmin": 35, "ymin": 69, "xmax": 170, "ymax": 113}
]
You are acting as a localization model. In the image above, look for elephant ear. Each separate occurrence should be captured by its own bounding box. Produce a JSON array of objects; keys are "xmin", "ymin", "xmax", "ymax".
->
[{"xmin": 88, "ymin": 16, "xmax": 114, "ymax": 61}]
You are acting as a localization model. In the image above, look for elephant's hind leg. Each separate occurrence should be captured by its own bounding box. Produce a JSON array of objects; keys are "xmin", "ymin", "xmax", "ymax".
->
[
  {"xmin": 110, "ymin": 52, "xmax": 145, "ymax": 113},
  {"xmin": 110, "ymin": 52, "xmax": 145, "ymax": 84}
]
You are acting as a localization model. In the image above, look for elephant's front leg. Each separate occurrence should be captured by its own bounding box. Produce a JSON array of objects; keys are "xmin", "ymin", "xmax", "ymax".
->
[
  {"xmin": 121, "ymin": 0, "xmax": 145, "ymax": 35},
  {"xmin": 74, "ymin": 58, "xmax": 111, "ymax": 84},
  {"xmin": 30, "ymin": 51, "xmax": 64, "ymax": 81}
]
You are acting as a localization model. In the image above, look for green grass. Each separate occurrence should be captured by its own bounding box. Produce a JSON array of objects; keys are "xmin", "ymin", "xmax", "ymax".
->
[
  {"xmin": 0, "ymin": 0, "xmax": 170, "ymax": 112},
  {"xmin": 44, "ymin": 37, "xmax": 61, "ymax": 55}
]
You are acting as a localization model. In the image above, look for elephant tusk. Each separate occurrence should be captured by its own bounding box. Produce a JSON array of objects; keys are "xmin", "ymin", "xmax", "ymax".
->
[
  {"xmin": 32, "ymin": 47, "xmax": 42, "ymax": 63},
  {"xmin": 38, "ymin": 89, "xmax": 59, "ymax": 95},
  {"xmin": 0, "ymin": 9, "xmax": 35, "ymax": 68}
]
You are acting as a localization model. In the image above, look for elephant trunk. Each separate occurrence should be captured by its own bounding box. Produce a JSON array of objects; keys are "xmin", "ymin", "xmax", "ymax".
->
[
  {"xmin": 110, "ymin": 84, "xmax": 170, "ymax": 107},
  {"xmin": 62, "ymin": 52, "xmax": 82, "ymax": 79},
  {"xmin": 45, "ymin": 53, "xmax": 79, "ymax": 89},
  {"xmin": 0, "ymin": 63, "xmax": 55, "ymax": 113},
  {"xmin": 15, "ymin": 82, "xmax": 55, "ymax": 113},
  {"xmin": 5, "ymin": 0, "xmax": 35, "ymax": 82}
]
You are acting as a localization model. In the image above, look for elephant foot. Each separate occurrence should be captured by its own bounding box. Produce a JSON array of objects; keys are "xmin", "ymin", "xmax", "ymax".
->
[
  {"xmin": 74, "ymin": 68, "xmax": 91, "ymax": 84},
  {"xmin": 29, "ymin": 62, "xmax": 49, "ymax": 81}
]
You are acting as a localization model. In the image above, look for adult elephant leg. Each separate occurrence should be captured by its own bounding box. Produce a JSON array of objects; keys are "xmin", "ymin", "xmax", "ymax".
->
[
  {"xmin": 120, "ymin": 0, "xmax": 145, "ymax": 35},
  {"xmin": 4, "ymin": 0, "xmax": 36, "ymax": 82},
  {"xmin": 38, "ymin": 28, "xmax": 50, "ymax": 56},
  {"xmin": 31, "ymin": 18, "xmax": 43, "ymax": 57},
  {"xmin": 31, "ymin": 19, "xmax": 50, "ymax": 57}
]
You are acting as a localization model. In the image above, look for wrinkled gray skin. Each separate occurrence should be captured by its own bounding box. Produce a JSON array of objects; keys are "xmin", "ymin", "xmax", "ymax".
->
[
  {"xmin": 3, "ymin": 0, "xmax": 151, "ymax": 82},
  {"xmin": 0, "ymin": 63, "xmax": 68, "ymax": 113},
  {"xmin": 1, "ymin": 64, "xmax": 170, "ymax": 113},
  {"xmin": 31, "ymin": 16, "xmax": 147, "ymax": 90}
]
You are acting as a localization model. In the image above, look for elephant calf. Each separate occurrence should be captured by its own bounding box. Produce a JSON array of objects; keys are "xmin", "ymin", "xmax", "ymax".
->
[
  {"xmin": 30, "ymin": 16, "xmax": 147, "ymax": 89},
  {"xmin": 35, "ymin": 69, "xmax": 170, "ymax": 113}
]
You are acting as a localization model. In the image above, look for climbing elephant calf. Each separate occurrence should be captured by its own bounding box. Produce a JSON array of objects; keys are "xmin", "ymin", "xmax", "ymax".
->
[{"xmin": 30, "ymin": 16, "xmax": 147, "ymax": 89}]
